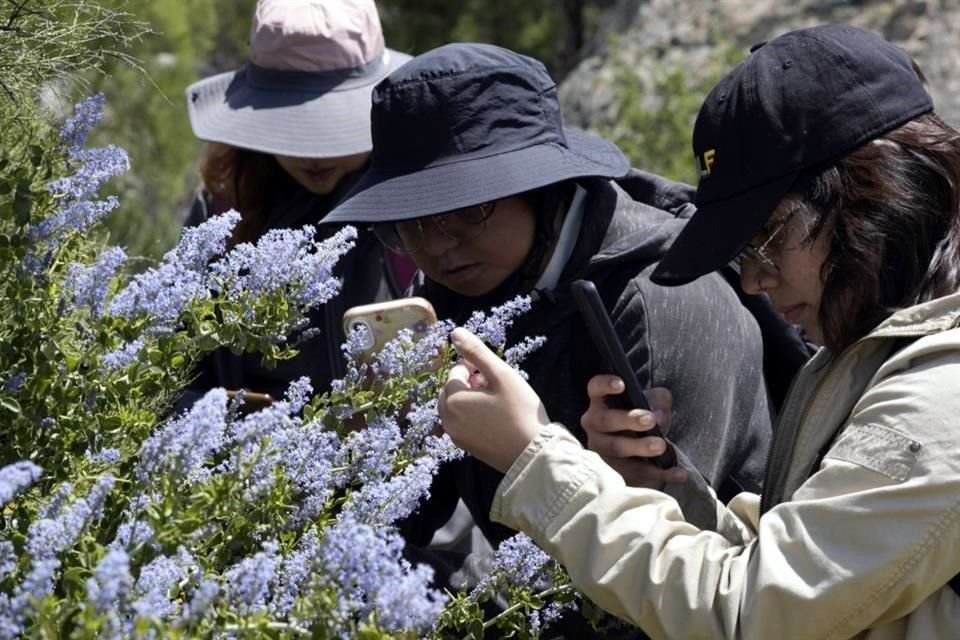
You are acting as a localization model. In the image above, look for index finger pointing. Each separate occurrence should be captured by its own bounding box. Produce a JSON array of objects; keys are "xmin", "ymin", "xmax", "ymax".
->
[{"xmin": 449, "ymin": 328, "xmax": 509, "ymax": 388}]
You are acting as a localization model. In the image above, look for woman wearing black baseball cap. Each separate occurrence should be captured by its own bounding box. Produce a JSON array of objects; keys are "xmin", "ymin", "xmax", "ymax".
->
[
  {"xmin": 439, "ymin": 25, "xmax": 960, "ymax": 638},
  {"xmin": 323, "ymin": 43, "xmax": 778, "ymax": 574}
]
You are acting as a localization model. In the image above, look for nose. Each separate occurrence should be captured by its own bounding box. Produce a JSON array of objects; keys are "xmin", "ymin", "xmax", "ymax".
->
[
  {"xmin": 417, "ymin": 218, "xmax": 460, "ymax": 257},
  {"xmin": 740, "ymin": 259, "xmax": 778, "ymax": 295}
]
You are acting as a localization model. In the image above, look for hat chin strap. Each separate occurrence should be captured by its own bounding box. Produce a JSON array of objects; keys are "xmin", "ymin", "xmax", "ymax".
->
[{"xmin": 497, "ymin": 195, "xmax": 565, "ymax": 298}]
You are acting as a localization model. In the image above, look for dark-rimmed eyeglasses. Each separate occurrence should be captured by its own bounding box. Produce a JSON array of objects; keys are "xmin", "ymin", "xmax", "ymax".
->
[
  {"xmin": 737, "ymin": 206, "xmax": 801, "ymax": 273},
  {"xmin": 373, "ymin": 202, "xmax": 496, "ymax": 254}
]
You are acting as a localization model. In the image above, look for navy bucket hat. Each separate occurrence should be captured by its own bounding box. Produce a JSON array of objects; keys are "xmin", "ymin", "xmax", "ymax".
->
[
  {"xmin": 321, "ymin": 43, "xmax": 630, "ymax": 224},
  {"xmin": 651, "ymin": 24, "xmax": 933, "ymax": 286}
]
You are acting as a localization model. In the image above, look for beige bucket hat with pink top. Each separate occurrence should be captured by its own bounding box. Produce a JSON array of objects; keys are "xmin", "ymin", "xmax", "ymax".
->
[{"xmin": 186, "ymin": 0, "xmax": 411, "ymax": 158}]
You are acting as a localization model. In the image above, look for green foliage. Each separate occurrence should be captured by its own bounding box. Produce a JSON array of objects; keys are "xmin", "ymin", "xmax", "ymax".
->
[
  {"xmin": 378, "ymin": 0, "xmax": 616, "ymax": 76},
  {"xmin": 0, "ymin": 0, "xmax": 144, "ymax": 110},
  {"xmin": 599, "ymin": 38, "xmax": 746, "ymax": 185},
  {"xmin": 89, "ymin": 0, "xmax": 257, "ymax": 260}
]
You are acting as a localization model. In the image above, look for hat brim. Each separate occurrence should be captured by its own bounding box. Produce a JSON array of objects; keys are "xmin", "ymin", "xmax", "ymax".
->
[
  {"xmin": 320, "ymin": 129, "xmax": 629, "ymax": 225},
  {"xmin": 185, "ymin": 49, "xmax": 412, "ymax": 158},
  {"xmin": 650, "ymin": 171, "xmax": 798, "ymax": 286}
]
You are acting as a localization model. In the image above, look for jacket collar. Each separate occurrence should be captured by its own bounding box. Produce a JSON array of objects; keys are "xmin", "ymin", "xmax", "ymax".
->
[
  {"xmin": 559, "ymin": 171, "xmax": 695, "ymax": 282},
  {"xmin": 866, "ymin": 291, "xmax": 960, "ymax": 338}
]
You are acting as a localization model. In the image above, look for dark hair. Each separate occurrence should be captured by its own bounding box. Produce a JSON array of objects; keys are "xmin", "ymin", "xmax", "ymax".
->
[
  {"xmin": 795, "ymin": 112, "xmax": 960, "ymax": 351},
  {"xmin": 199, "ymin": 143, "xmax": 283, "ymax": 246}
]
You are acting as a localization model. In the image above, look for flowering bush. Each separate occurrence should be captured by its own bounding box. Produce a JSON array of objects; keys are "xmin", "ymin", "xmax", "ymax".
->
[{"xmin": 0, "ymin": 94, "xmax": 635, "ymax": 638}]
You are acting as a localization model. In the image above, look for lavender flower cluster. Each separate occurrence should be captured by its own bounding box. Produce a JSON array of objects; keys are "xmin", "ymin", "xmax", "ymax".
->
[
  {"xmin": 99, "ymin": 215, "xmax": 356, "ymax": 369},
  {"xmin": 0, "ymin": 462, "xmax": 42, "ymax": 506},
  {"xmin": 209, "ymin": 224, "xmax": 356, "ymax": 308},
  {"xmin": 3, "ymin": 88, "xmax": 575, "ymax": 636},
  {"xmin": 50, "ymin": 97, "xmax": 357, "ymax": 370},
  {"xmin": 0, "ymin": 475, "xmax": 115, "ymax": 639},
  {"xmin": 463, "ymin": 295, "xmax": 533, "ymax": 348},
  {"xmin": 28, "ymin": 94, "xmax": 130, "ymax": 271},
  {"xmin": 64, "ymin": 246, "xmax": 127, "ymax": 318},
  {"xmin": 106, "ymin": 210, "xmax": 242, "ymax": 331},
  {"xmin": 84, "ymin": 357, "xmax": 458, "ymax": 633}
]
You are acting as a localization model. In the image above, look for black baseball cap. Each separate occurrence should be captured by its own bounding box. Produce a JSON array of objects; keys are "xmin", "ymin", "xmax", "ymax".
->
[{"xmin": 651, "ymin": 24, "xmax": 934, "ymax": 286}]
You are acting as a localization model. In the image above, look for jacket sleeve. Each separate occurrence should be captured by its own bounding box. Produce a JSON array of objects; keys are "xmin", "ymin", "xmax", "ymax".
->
[
  {"xmin": 614, "ymin": 272, "xmax": 771, "ymax": 495},
  {"xmin": 491, "ymin": 349, "xmax": 960, "ymax": 639}
]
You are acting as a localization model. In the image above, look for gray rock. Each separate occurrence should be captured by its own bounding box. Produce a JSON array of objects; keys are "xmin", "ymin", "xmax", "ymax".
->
[{"xmin": 561, "ymin": 0, "xmax": 960, "ymax": 134}]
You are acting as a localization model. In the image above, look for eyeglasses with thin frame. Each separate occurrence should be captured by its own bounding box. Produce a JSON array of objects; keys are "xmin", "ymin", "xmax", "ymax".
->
[
  {"xmin": 737, "ymin": 206, "xmax": 801, "ymax": 272},
  {"xmin": 373, "ymin": 202, "xmax": 497, "ymax": 254}
]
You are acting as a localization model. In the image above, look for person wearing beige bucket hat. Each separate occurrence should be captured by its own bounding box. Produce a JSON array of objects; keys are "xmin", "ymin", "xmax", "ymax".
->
[{"xmin": 175, "ymin": 0, "xmax": 414, "ymax": 410}]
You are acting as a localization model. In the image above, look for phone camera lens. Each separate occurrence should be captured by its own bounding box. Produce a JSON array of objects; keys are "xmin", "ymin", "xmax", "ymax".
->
[{"xmin": 347, "ymin": 320, "xmax": 375, "ymax": 350}]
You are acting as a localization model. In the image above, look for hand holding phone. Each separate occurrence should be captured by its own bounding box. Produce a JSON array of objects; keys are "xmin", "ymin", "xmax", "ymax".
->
[{"xmin": 572, "ymin": 279, "xmax": 673, "ymax": 469}]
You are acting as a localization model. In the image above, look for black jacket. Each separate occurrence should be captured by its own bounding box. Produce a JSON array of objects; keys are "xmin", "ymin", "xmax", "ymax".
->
[
  {"xmin": 177, "ymin": 177, "xmax": 403, "ymax": 406},
  {"xmin": 404, "ymin": 171, "xmax": 807, "ymax": 547}
]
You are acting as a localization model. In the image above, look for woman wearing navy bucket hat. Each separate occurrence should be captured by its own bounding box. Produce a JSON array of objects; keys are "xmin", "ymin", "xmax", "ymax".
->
[
  {"xmin": 322, "ymin": 43, "xmax": 777, "ymax": 576},
  {"xmin": 177, "ymin": 0, "xmax": 413, "ymax": 408},
  {"xmin": 438, "ymin": 25, "xmax": 960, "ymax": 639}
]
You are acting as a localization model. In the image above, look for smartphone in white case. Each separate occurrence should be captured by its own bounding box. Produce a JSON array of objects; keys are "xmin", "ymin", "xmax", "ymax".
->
[{"xmin": 342, "ymin": 297, "xmax": 438, "ymax": 362}]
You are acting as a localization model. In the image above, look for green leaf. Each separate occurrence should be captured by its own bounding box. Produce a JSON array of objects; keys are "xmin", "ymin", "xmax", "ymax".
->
[
  {"xmin": 0, "ymin": 395, "xmax": 21, "ymax": 414},
  {"xmin": 64, "ymin": 353, "xmax": 80, "ymax": 371},
  {"xmin": 29, "ymin": 145, "xmax": 44, "ymax": 166},
  {"xmin": 61, "ymin": 565, "xmax": 89, "ymax": 592},
  {"xmin": 468, "ymin": 619, "xmax": 485, "ymax": 639},
  {"xmin": 13, "ymin": 191, "xmax": 32, "ymax": 226}
]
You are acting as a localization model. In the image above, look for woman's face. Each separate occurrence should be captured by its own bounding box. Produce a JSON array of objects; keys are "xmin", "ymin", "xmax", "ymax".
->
[
  {"xmin": 409, "ymin": 195, "xmax": 538, "ymax": 297},
  {"xmin": 739, "ymin": 197, "xmax": 831, "ymax": 344},
  {"xmin": 274, "ymin": 152, "xmax": 369, "ymax": 195}
]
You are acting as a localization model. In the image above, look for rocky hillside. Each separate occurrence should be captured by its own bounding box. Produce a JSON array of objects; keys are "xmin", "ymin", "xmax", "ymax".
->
[{"xmin": 561, "ymin": 0, "xmax": 960, "ymax": 138}]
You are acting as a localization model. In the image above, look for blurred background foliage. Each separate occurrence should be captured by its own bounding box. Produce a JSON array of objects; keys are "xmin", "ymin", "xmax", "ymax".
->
[
  {"xmin": 597, "ymin": 37, "xmax": 746, "ymax": 186},
  {"xmin": 8, "ymin": 0, "xmax": 717, "ymax": 259}
]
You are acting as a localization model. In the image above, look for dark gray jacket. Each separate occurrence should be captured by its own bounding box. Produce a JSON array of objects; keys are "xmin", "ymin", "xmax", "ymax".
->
[{"xmin": 404, "ymin": 171, "xmax": 807, "ymax": 547}]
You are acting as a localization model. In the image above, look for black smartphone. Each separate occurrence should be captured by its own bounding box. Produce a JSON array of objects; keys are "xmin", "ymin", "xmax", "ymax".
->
[{"xmin": 571, "ymin": 279, "xmax": 672, "ymax": 469}]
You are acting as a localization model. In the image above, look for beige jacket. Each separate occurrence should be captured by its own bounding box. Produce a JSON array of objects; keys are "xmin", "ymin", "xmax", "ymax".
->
[{"xmin": 492, "ymin": 292, "xmax": 960, "ymax": 639}]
